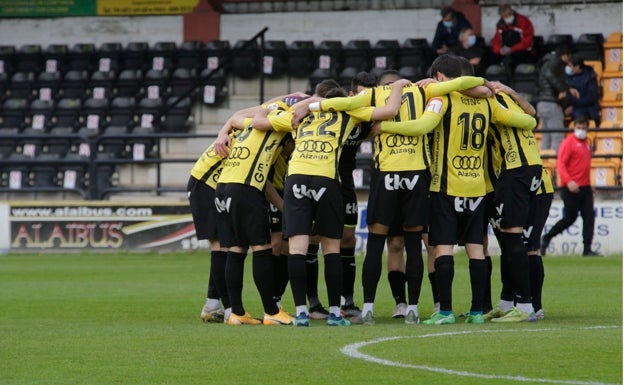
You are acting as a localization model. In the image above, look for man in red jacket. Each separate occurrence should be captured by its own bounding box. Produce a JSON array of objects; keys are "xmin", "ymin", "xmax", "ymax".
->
[
  {"xmin": 491, "ymin": 4, "xmax": 535, "ymax": 70},
  {"xmin": 540, "ymin": 117, "xmax": 600, "ymax": 256}
]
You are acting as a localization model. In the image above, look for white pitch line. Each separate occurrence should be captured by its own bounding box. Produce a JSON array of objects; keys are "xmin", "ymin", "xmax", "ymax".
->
[{"xmin": 340, "ymin": 326, "xmax": 621, "ymax": 385}]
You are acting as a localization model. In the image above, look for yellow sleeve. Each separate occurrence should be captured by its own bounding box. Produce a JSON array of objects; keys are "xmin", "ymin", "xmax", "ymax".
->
[
  {"xmin": 267, "ymin": 110, "xmax": 295, "ymax": 132},
  {"xmin": 380, "ymin": 111, "xmax": 440, "ymax": 136},
  {"xmin": 319, "ymin": 89, "xmax": 374, "ymax": 111},
  {"xmin": 425, "ymin": 76, "xmax": 485, "ymax": 98},
  {"xmin": 491, "ymin": 99, "xmax": 537, "ymax": 130},
  {"xmin": 346, "ymin": 106, "xmax": 375, "ymax": 122}
]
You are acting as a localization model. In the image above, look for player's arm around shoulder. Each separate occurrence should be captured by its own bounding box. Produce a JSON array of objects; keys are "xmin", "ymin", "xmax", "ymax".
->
[
  {"xmin": 252, "ymin": 109, "xmax": 294, "ymax": 132},
  {"xmin": 376, "ymin": 96, "xmax": 445, "ymax": 136},
  {"xmin": 491, "ymin": 96, "xmax": 537, "ymax": 130}
]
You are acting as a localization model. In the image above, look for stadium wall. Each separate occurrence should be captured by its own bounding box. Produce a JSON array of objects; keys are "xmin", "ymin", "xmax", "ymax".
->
[
  {"xmin": 0, "ymin": 4, "xmax": 620, "ymax": 46},
  {"xmin": 1, "ymin": 200, "xmax": 622, "ymax": 255}
]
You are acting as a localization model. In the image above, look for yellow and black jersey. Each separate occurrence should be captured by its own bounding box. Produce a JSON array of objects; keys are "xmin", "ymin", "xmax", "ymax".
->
[
  {"xmin": 268, "ymin": 150, "xmax": 289, "ymax": 192},
  {"xmin": 484, "ymin": 137, "xmax": 497, "ymax": 194},
  {"xmin": 288, "ymin": 108, "xmax": 374, "ymax": 180},
  {"xmin": 381, "ymin": 91, "xmax": 536, "ymax": 197},
  {"xmin": 190, "ymin": 129, "xmax": 241, "ymax": 189},
  {"xmin": 319, "ymin": 76, "xmax": 486, "ymax": 172},
  {"xmin": 488, "ymin": 92, "xmax": 540, "ymax": 171},
  {"xmin": 537, "ymin": 166, "xmax": 555, "ymax": 195},
  {"xmin": 218, "ymin": 119, "xmax": 290, "ymax": 191}
]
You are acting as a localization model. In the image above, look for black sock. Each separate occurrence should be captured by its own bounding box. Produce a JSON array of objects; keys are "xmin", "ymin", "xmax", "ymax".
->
[
  {"xmin": 404, "ymin": 231, "xmax": 424, "ymax": 306},
  {"xmin": 434, "ymin": 255, "xmax": 454, "ymax": 312},
  {"xmin": 252, "ymin": 249, "xmax": 279, "ymax": 315},
  {"xmin": 306, "ymin": 244, "xmax": 320, "ymax": 303},
  {"xmin": 210, "ymin": 250, "xmax": 229, "ymax": 308},
  {"xmin": 428, "ymin": 271, "xmax": 439, "ymax": 305},
  {"xmin": 288, "ymin": 253, "xmax": 307, "ymax": 307},
  {"xmin": 225, "ymin": 251, "xmax": 247, "ymax": 316},
  {"xmin": 499, "ymin": 254, "xmax": 514, "ymax": 302},
  {"xmin": 362, "ymin": 233, "xmax": 386, "ymax": 303},
  {"xmin": 500, "ymin": 232, "xmax": 532, "ymax": 304},
  {"xmin": 340, "ymin": 247, "xmax": 356, "ymax": 304},
  {"xmin": 324, "ymin": 253, "xmax": 343, "ymax": 308},
  {"xmin": 484, "ymin": 256, "xmax": 493, "ymax": 312},
  {"xmin": 272, "ymin": 254, "xmax": 289, "ymax": 303},
  {"xmin": 529, "ymin": 254, "xmax": 545, "ymax": 311},
  {"xmin": 469, "ymin": 258, "xmax": 486, "ymax": 313},
  {"xmin": 388, "ymin": 271, "xmax": 406, "ymax": 304}
]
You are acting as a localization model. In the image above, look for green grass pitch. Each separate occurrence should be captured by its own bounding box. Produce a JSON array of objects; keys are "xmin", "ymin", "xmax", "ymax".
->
[{"xmin": 1, "ymin": 251, "xmax": 621, "ymax": 385}]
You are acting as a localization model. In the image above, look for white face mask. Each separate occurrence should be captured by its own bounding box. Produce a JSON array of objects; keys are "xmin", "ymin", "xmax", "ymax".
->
[
  {"xmin": 467, "ymin": 35, "xmax": 477, "ymax": 47},
  {"xmin": 565, "ymin": 66, "xmax": 573, "ymax": 76},
  {"xmin": 504, "ymin": 16, "xmax": 515, "ymax": 24},
  {"xmin": 574, "ymin": 129, "xmax": 587, "ymax": 140}
]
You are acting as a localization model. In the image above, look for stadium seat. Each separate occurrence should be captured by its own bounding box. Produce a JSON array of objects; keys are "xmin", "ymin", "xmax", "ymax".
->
[
  {"xmin": 58, "ymin": 158, "xmax": 88, "ymax": 190},
  {"xmin": 1, "ymin": 98, "xmax": 28, "ymax": 130},
  {"xmin": 201, "ymin": 40, "xmax": 230, "ymax": 72},
  {"xmin": 160, "ymin": 96, "xmax": 192, "ymax": 132},
  {"xmin": 128, "ymin": 125, "xmax": 157, "ymax": 159},
  {"xmin": 35, "ymin": 71, "xmax": 62, "ymax": 100},
  {"xmin": 82, "ymin": 97, "xmax": 109, "ymax": 128},
  {"xmin": 98, "ymin": 125, "xmax": 129, "ymax": 158},
  {"xmin": 27, "ymin": 99, "xmax": 55, "ymax": 131},
  {"xmin": 177, "ymin": 41, "xmax": 203, "ymax": 71},
  {"xmin": 7, "ymin": 71, "xmax": 36, "ymax": 100},
  {"xmin": 68, "ymin": 43, "xmax": 97, "ymax": 72},
  {"xmin": 512, "ymin": 63, "xmax": 539, "ymax": 105},
  {"xmin": 31, "ymin": 153, "xmax": 61, "ymax": 188},
  {"xmin": 262, "ymin": 40, "xmax": 288, "ymax": 78},
  {"xmin": 3, "ymin": 155, "xmax": 30, "ymax": 189},
  {"xmin": 122, "ymin": 41, "xmax": 150, "ymax": 71},
  {"xmin": 600, "ymin": 73, "xmax": 622, "ymax": 103},
  {"xmin": 591, "ymin": 159, "xmax": 619, "ymax": 186},
  {"xmin": 169, "ymin": 68, "xmax": 197, "ymax": 100},
  {"xmin": 316, "ymin": 40, "xmax": 343, "ymax": 76},
  {"xmin": 600, "ymin": 102, "xmax": 622, "ymax": 127},
  {"xmin": 94, "ymin": 164, "xmax": 117, "ymax": 196},
  {"xmin": 141, "ymin": 69, "xmax": 170, "ymax": 99},
  {"xmin": 593, "ymin": 135, "xmax": 623, "ymax": 156},
  {"xmin": 342, "ymin": 40, "xmax": 371, "ymax": 72},
  {"xmin": 19, "ymin": 127, "xmax": 45, "ymax": 157},
  {"xmin": 96, "ymin": 42, "xmax": 123, "ymax": 72},
  {"xmin": 231, "ymin": 39, "xmax": 260, "ymax": 78},
  {"xmin": 544, "ymin": 34, "xmax": 574, "ymax": 54},
  {"xmin": 89, "ymin": 70, "xmax": 117, "ymax": 100},
  {"xmin": 148, "ymin": 41, "xmax": 177, "ymax": 71},
  {"xmin": 603, "ymin": 32, "xmax": 622, "ymax": 74},
  {"xmin": 573, "ymin": 33, "xmax": 604, "ymax": 62},
  {"xmin": 108, "ymin": 96, "xmax": 137, "ymax": 128},
  {"xmin": 15, "ymin": 44, "xmax": 42, "ymax": 73},
  {"xmin": 60, "ymin": 70, "xmax": 90, "ymax": 100},
  {"xmin": 398, "ymin": 38, "xmax": 433, "ymax": 73},
  {"xmin": 399, "ymin": 66, "xmax": 425, "ymax": 82},
  {"xmin": 485, "ymin": 64, "xmax": 511, "ymax": 85},
  {"xmin": 286, "ymin": 40, "xmax": 316, "ymax": 78},
  {"xmin": 338, "ymin": 66, "xmax": 359, "ymax": 92},
  {"xmin": 584, "ymin": 60, "xmax": 603, "ymax": 83},
  {"xmin": 371, "ymin": 39, "xmax": 399, "ymax": 70},
  {"xmin": 115, "ymin": 69, "xmax": 142, "ymax": 98},
  {"xmin": 199, "ymin": 68, "xmax": 227, "ymax": 106},
  {"xmin": 43, "ymin": 44, "xmax": 68, "ymax": 73},
  {"xmin": 0, "ymin": 45, "xmax": 16, "ymax": 75},
  {"xmin": 135, "ymin": 97, "xmax": 163, "ymax": 128},
  {"xmin": 308, "ymin": 67, "xmax": 332, "ymax": 94},
  {"xmin": 0, "ymin": 127, "xmax": 19, "ymax": 158},
  {"xmin": 46, "ymin": 126, "xmax": 76, "ymax": 156},
  {"xmin": 53, "ymin": 97, "xmax": 82, "ymax": 129}
]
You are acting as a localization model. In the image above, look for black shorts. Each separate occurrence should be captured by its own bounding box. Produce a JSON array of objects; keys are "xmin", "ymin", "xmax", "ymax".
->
[
  {"xmin": 366, "ymin": 170, "xmax": 431, "ymax": 228},
  {"xmin": 429, "ymin": 192, "xmax": 486, "ymax": 246},
  {"xmin": 187, "ymin": 176, "xmax": 218, "ymax": 241},
  {"xmin": 342, "ymin": 184, "xmax": 358, "ymax": 228},
  {"xmin": 524, "ymin": 192, "xmax": 554, "ymax": 251},
  {"xmin": 494, "ymin": 165, "xmax": 542, "ymax": 229},
  {"xmin": 215, "ymin": 183, "xmax": 271, "ymax": 248},
  {"xmin": 283, "ymin": 174, "xmax": 344, "ymax": 239},
  {"xmin": 269, "ymin": 190, "xmax": 284, "ymax": 233}
]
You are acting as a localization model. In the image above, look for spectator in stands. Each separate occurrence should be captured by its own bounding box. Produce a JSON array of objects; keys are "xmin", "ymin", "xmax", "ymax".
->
[
  {"xmin": 565, "ymin": 54, "xmax": 601, "ymax": 124},
  {"xmin": 537, "ymin": 45, "xmax": 575, "ymax": 151},
  {"xmin": 540, "ymin": 117, "xmax": 600, "ymax": 257},
  {"xmin": 491, "ymin": 4, "xmax": 535, "ymax": 71},
  {"xmin": 432, "ymin": 7, "xmax": 472, "ymax": 56},
  {"xmin": 451, "ymin": 27, "xmax": 486, "ymax": 76}
]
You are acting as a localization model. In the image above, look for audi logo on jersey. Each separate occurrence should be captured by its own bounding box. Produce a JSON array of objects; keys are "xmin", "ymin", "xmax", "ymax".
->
[
  {"xmin": 296, "ymin": 140, "xmax": 334, "ymax": 153},
  {"xmin": 451, "ymin": 155, "xmax": 481, "ymax": 170},
  {"xmin": 385, "ymin": 134, "xmax": 418, "ymax": 147},
  {"xmin": 228, "ymin": 147, "xmax": 251, "ymax": 160}
]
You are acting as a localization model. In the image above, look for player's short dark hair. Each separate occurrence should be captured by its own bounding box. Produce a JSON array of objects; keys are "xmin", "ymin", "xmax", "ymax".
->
[
  {"xmin": 456, "ymin": 55, "xmax": 475, "ymax": 76},
  {"xmin": 315, "ymin": 79, "xmax": 342, "ymax": 98},
  {"xmin": 378, "ymin": 69, "xmax": 401, "ymax": 86},
  {"xmin": 350, "ymin": 71, "xmax": 377, "ymax": 93},
  {"xmin": 430, "ymin": 54, "xmax": 462, "ymax": 79},
  {"xmin": 324, "ymin": 86, "xmax": 348, "ymax": 99}
]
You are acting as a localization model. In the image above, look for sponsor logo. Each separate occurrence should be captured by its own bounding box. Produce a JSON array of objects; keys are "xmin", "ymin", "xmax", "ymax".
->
[
  {"xmin": 385, "ymin": 134, "xmax": 418, "ymax": 148},
  {"xmin": 214, "ymin": 197, "xmax": 232, "ymax": 213},
  {"xmin": 292, "ymin": 184, "xmax": 327, "ymax": 201},
  {"xmin": 384, "ymin": 174, "xmax": 420, "ymax": 191},
  {"xmin": 296, "ymin": 140, "xmax": 334, "ymax": 153},
  {"xmin": 454, "ymin": 196, "xmax": 484, "ymax": 213},
  {"xmin": 228, "ymin": 147, "xmax": 251, "ymax": 160},
  {"xmin": 452, "ymin": 155, "xmax": 481, "ymax": 170}
]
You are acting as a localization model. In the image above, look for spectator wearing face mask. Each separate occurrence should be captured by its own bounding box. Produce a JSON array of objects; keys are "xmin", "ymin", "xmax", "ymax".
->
[
  {"xmin": 565, "ymin": 54, "xmax": 601, "ymax": 125},
  {"xmin": 451, "ymin": 27, "xmax": 486, "ymax": 76},
  {"xmin": 491, "ymin": 4, "xmax": 535, "ymax": 71},
  {"xmin": 432, "ymin": 6, "xmax": 472, "ymax": 56}
]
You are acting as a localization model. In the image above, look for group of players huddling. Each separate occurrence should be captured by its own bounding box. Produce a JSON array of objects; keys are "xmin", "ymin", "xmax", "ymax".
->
[{"xmin": 188, "ymin": 53, "xmax": 554, "ymax": 327}]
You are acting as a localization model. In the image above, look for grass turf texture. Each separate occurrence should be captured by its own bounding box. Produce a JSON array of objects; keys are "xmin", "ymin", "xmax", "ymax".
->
[{"xmin": 1, "ymin": 251, "xmax": 621, "ymax": 385}]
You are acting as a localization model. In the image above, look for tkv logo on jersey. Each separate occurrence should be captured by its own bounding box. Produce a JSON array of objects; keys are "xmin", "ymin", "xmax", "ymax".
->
[
  {"xmin": 292, "ymin": 184, "xmax": 327, "ymax": 201},
  {"xmin": 384, "ymin": 174, "xmax": 419, "ymax": 191},
  {"xmin": 454, "ymin": 197, "xmax": 483, "ymax": 213}
]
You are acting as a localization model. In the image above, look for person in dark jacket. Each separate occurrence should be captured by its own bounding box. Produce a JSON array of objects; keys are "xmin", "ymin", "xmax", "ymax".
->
[
  {"xmin": 565, "ymin": 54, "xmax": 601, "ymax": 124},
  {"xmin": 432, "ymin": 7, "xmax": 472, "ymax": 56},
  {"xmin": 537, "ymin": 45, "xmax": 575, "ymax": 151}
]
